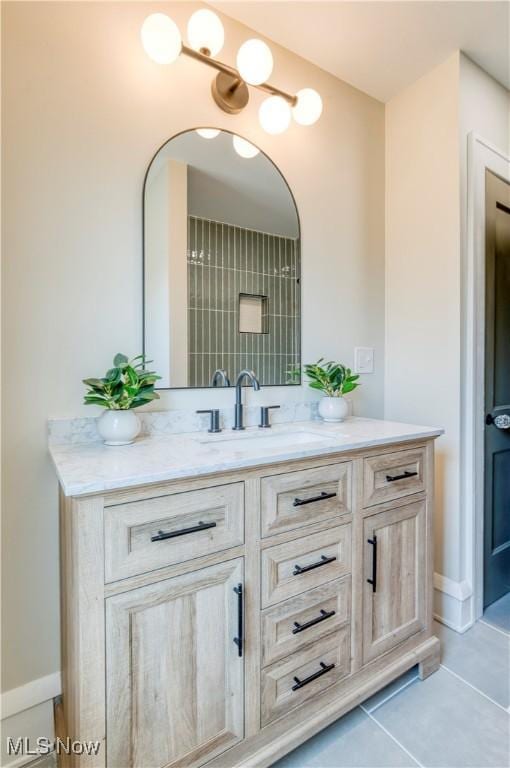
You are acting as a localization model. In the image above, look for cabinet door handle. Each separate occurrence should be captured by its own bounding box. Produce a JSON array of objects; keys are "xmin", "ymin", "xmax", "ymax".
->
[
  {"xmin": 233, "ymin": 583, "xmax": 243, "ymax": 657},
  {"xmin": 293, "ymin": 491, "xmax": 337, "ymax": 507},
  {"xmin": 367, "ymin": 535, "xmax": 377, "ymax": 592},
  {"xmin": 292, "ymin": 608, "xmax": 336, "ymax": 634},
  {"xmin": 151, "ymin": 520, "xmax": 216, "ymax": 542},
  {"xmin": 385, "ymin": 470, "xmax": 418, "ymax": 483},
  {"xmin": 293, "ymin": 554, "xmax": 337, "ymax": 576},
  {"xmin": 292, "ymin": 661, "xmax": 335, "ymax": 691}
]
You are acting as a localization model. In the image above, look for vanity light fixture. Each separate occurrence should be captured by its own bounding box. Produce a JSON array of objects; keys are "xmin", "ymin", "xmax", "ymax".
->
[
  {"xmin": 141, "ymin": 10, "xmax": 323, "ymax": 133},
  {"xmin": 259, "ymin": 95, "xmax": 291, "ymax": 135},
  {"xmin": 236, "ymin": 39, "xmax": 273, "ymax": 85},
  {"xmin": 195, "ymin": 128, "xmax": 220, "ymax": 139},
  {"xmin": 195, "ymin": 129, "xmax": 260, "ymax": 159},
  {"xmin": 232, "ymin": 135, "xmax": 259, "ymax": 158},
  {"xmin": 187, "ymin": 9, "xmax": 224, "ymax": 57}
]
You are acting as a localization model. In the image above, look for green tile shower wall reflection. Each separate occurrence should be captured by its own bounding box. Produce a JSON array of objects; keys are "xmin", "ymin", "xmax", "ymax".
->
[{"xmin": 188, "ymin": 215, "xmax": 300, "ymax": 387}]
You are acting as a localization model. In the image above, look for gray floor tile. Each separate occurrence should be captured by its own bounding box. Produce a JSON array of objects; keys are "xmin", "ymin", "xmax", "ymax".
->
[
  {"xmin": 370, "ymin": 667, "xmax": 510, "ymax": 767},
  {"xmin": 272, "ymin": 707, "xmax": 418, "ymax": 768},
  {"xmin": 434, "ymin": 619, "xmax": 509, "ymax": 708},
  {"xmin": 483, "ymin": 593, "xmax": 510, "ymax": 634},
  {"xmin": 363, "ymin": 666, "xmax": 419, "ymax": 712}
]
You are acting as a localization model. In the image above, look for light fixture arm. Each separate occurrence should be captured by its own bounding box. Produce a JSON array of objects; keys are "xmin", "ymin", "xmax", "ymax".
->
[{"xmin": 181, "ymin": 44, "xmax": 297, "ymax": 111}]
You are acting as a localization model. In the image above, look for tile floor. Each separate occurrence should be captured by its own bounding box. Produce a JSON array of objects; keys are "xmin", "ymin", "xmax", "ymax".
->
[{"xmin": 274, "ymin": 608, "xmax": 510, "ymax": 768}]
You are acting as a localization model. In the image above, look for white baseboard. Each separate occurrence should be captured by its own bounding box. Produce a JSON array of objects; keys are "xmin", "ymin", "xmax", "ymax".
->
[
  {"xmin": 2, "ymin": 749, "xmax": 55, "ymax": 768},
  {"xmin": 433, "ymin": 572, "xmax": 472, "ymax": 602},
  {"xmin": 1, "ymin": 673, "xmax": 61, "ymax": 720},
  {"xmin": 433, "ymin": 572, "xmax": 474, "ymax": 632},
  {"xmin": 0, "ymin": 700, "xmax": 55, "ymax": 768},
  {"xmin": 1, "ymin": 674, "xmax": 60, "ymax": 768}
]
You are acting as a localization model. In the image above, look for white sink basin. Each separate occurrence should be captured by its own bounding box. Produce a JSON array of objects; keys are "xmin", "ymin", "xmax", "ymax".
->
[{"xmin": 196, "ymin": 429, "xmax": 340, "ymax": 451}]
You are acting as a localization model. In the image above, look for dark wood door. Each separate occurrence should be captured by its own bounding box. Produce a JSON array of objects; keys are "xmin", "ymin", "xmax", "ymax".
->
[{"xmin": 484, "ymin": 170, "xmax": 510, "ymax": 608}]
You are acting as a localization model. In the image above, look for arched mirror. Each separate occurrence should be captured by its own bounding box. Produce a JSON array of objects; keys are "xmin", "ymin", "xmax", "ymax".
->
[{"xmin": 143, "ymin": 129, "xmax": 301, "ymax": 389}]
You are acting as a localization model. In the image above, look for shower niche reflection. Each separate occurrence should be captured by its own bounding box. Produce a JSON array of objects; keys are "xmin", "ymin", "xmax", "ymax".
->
[{"xmin": 143, "ymin": 129, "xmax": 301, "ymax": 389}]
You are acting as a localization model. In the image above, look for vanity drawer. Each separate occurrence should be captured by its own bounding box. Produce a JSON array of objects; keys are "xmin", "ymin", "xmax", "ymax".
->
[
  {"xmin": 261, "ymin": 462, "xmax": 352, "ymax": 538},
  {"xmin": 104, "ymin": 483, "xmax": 244, "ymax": 582},
  {"xmin": 363, "ymin": 447, "xmax": 426, "ymax": 508},
  {"xmin": 261, "ymin": 626, "xmax": 351, "ymax": 726},
  {"xmin": 261, "ymin": 525, "xmax": 351, "ymax": 608},
  {"xmin": 261, "ymin": 576, "xmax": 351, "ymax": 667}
]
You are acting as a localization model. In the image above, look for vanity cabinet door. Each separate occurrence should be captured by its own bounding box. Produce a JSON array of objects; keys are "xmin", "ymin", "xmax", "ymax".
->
[
  {"xmin": 106, "ymin": 559, "xmax": 244, "ymax": 768},
  {"xmin": 362, "ymin": 500, "xmax": 426, "ymax": 664}
]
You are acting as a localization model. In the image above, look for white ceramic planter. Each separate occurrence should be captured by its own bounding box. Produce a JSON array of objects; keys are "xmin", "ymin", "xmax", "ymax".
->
[
  {"xmin": 97, "ymin": 410, "xmax": 141, "ymax": 446},
  {"xmin": 318, "ymin": 396, "xmax": 349, "ymax": 423}
]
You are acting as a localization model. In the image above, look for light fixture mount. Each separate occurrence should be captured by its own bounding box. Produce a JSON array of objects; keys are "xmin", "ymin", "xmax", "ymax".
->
[{"xmin": 211, "ymin": 72, "xmax": 250, "ymax": 115}]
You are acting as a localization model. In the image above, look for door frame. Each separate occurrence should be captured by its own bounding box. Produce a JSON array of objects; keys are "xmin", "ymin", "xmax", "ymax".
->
[{"xmin": 464, "ymin": 133, "xmax": 510, "ymax": 620}]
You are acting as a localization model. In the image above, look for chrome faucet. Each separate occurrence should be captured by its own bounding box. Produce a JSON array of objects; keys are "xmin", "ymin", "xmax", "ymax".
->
[
  {"xmin": 210, "ymin": 368, "xmax": 230, "ymax": 387},
  {"xmin": 233, "ymin": 369, "xmax": 260, "ymax": 430}
]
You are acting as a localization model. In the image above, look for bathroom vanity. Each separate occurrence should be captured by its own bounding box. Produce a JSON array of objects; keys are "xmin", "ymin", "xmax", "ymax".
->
[{"xmin": 51, "ymin": 417, "xmax": 442, "ymax": 768}]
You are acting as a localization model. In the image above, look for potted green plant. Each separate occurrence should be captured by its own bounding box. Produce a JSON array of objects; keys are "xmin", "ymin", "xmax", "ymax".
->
[
  {"xmin": 83, "ymin": 353, "xmax": 161, "ymax": 445},
  {"xmin": 304, "ymin": 358, "xmax": 360, "ymax": 422}
]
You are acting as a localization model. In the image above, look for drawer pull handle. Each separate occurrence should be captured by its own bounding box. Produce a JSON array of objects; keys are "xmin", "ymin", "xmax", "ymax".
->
[
  {"xmin": 293, "ymin": 491, "xmax": 337, "ymax": 507},
  {"xmin": 367, "ymin": 535, "xmax": 377, "ymax": 592},
  {"xmin": 385, "ymin": 470, "xmax": 418, "ymax": 483},
  {"xmin": 151, "ymin": 521, "xmax": 217, "ymax": 542},
  {"xmin": 293, "ymin": 554, "xmax": 337, "ymax": 576},
  {"xmin": 233, "ymin": 583, "xmax": 243, "ymax": 657},
  {"xmin": 292, "ymin": 609, "xmax": 336, "ymax": 634},
  {"xmin": 292, "ymin": 661, "xmax": 335, "ymax": 691}
]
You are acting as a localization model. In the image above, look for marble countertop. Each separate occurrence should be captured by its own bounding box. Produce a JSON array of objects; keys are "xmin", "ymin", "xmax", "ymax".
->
[{"xmin": 49, "ymin": 417, "xmax": 443, "ymax": 497}]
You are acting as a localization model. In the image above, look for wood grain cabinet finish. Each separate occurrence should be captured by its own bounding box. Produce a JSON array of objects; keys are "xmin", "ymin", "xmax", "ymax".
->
[
  {"xmin": 261, "ymin": 626, "xmax": 351, "ymax": 726},
  {"xmin": 104, "ymin": 482, "xmax": 244, "ymax": 582},
  {"xmin": 58, "ymin": 437, "xmax": 439, "ymax": 768},
  {"xmin": 260, "ymin": 462, "xmax": 352, "ymax": 538},
  {"xmin": 261, "ymin": 525, "xmax": 352, "ymax": 608},
  {"xmin": 105, "ymin": 559, "xmax": 244, "ymax": 768},
  {"xmin": 261, "ymin": 576, "xmax": 351, "ymax": 667},
  {"xmin": 363, "ymin": 447, "xmax": 426, "ymax": 507},
  {"xmin": 362, "ymin": 499, "xmax": 426, "ymax": 664}
]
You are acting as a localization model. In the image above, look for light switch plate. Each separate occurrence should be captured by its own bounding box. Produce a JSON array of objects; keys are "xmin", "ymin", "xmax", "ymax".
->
[{"xmin": 354, "ymin": 347, "xmax": 374, "ymax": 374}]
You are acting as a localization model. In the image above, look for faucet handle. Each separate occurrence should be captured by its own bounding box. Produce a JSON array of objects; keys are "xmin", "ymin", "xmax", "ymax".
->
[
  {"xmin": 196, "ymin": 409, "xmax": 221, "ymax": 433},
  {"xmin": 259, "ymin": 405, "xmax": 280, "ymax": 429}
]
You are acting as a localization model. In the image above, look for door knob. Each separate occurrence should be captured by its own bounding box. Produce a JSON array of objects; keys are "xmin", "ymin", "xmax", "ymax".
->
[{"xmin": 486, "ymin": 413, "xmax": 510, "ymax": 429}]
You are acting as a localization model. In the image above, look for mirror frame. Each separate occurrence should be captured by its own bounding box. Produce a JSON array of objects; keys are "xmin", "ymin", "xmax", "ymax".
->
[{"xmin": 142, "ymin": 127, "xmax": 302, "ymax": 390}]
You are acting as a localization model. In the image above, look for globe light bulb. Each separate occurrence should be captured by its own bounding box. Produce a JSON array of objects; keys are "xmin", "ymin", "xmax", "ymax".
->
[
  {"xmin": 236, "ymin": 39, "xmax": 273, "ymax": 85},
  {"xmin": 292, "ymin": 88, "xmax": 323, "ymax": 126},
  {"xmin": 187, "ymin": 9, "xmax": 224, "ymax": 57},
  {"xmin": 233, "ymin": 135, "xmax": 259, "ymax": 159},
  {"xmin": 259, "ymin": 96, "xmax": 291, "ymax": 135},
  {"xmin": 196, "ymin": 128, "xmax": 220, "ymax": 139},
  {"xmin": 141, "ymin": 13, "xmax": 182, "ymax": 64}
]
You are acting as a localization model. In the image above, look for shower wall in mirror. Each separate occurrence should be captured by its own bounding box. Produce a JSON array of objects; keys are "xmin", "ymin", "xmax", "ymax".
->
[{"xmin": 144, "ymin": 129, "xmax": 301, "ymax": 389}]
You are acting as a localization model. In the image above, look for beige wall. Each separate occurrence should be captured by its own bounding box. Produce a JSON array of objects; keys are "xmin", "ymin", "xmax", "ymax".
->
[
  {"xmin": 145, "ymin": 159, "xmax": 172, "ymax": 384},
  {"xmin": 167, "ymin": 160, "xmax": 189, "ymax": 387},
  {"xmin": 145, "ymin": 158, "xmax": 189, "ymax": 387},
  {"xmin": 385, "ymin": 53, "xmax": 461, "ymax": 584},
  {"xmin": 1, "ymin": 0, "xmax": 385, "ymax": 699},
  {"xmin": 385, "ymin": 51, "xmax": 510, "ymax": 627},
  {"xmin": 459, "ymin": 54, "xmax": 510, "ymax": 156}
]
